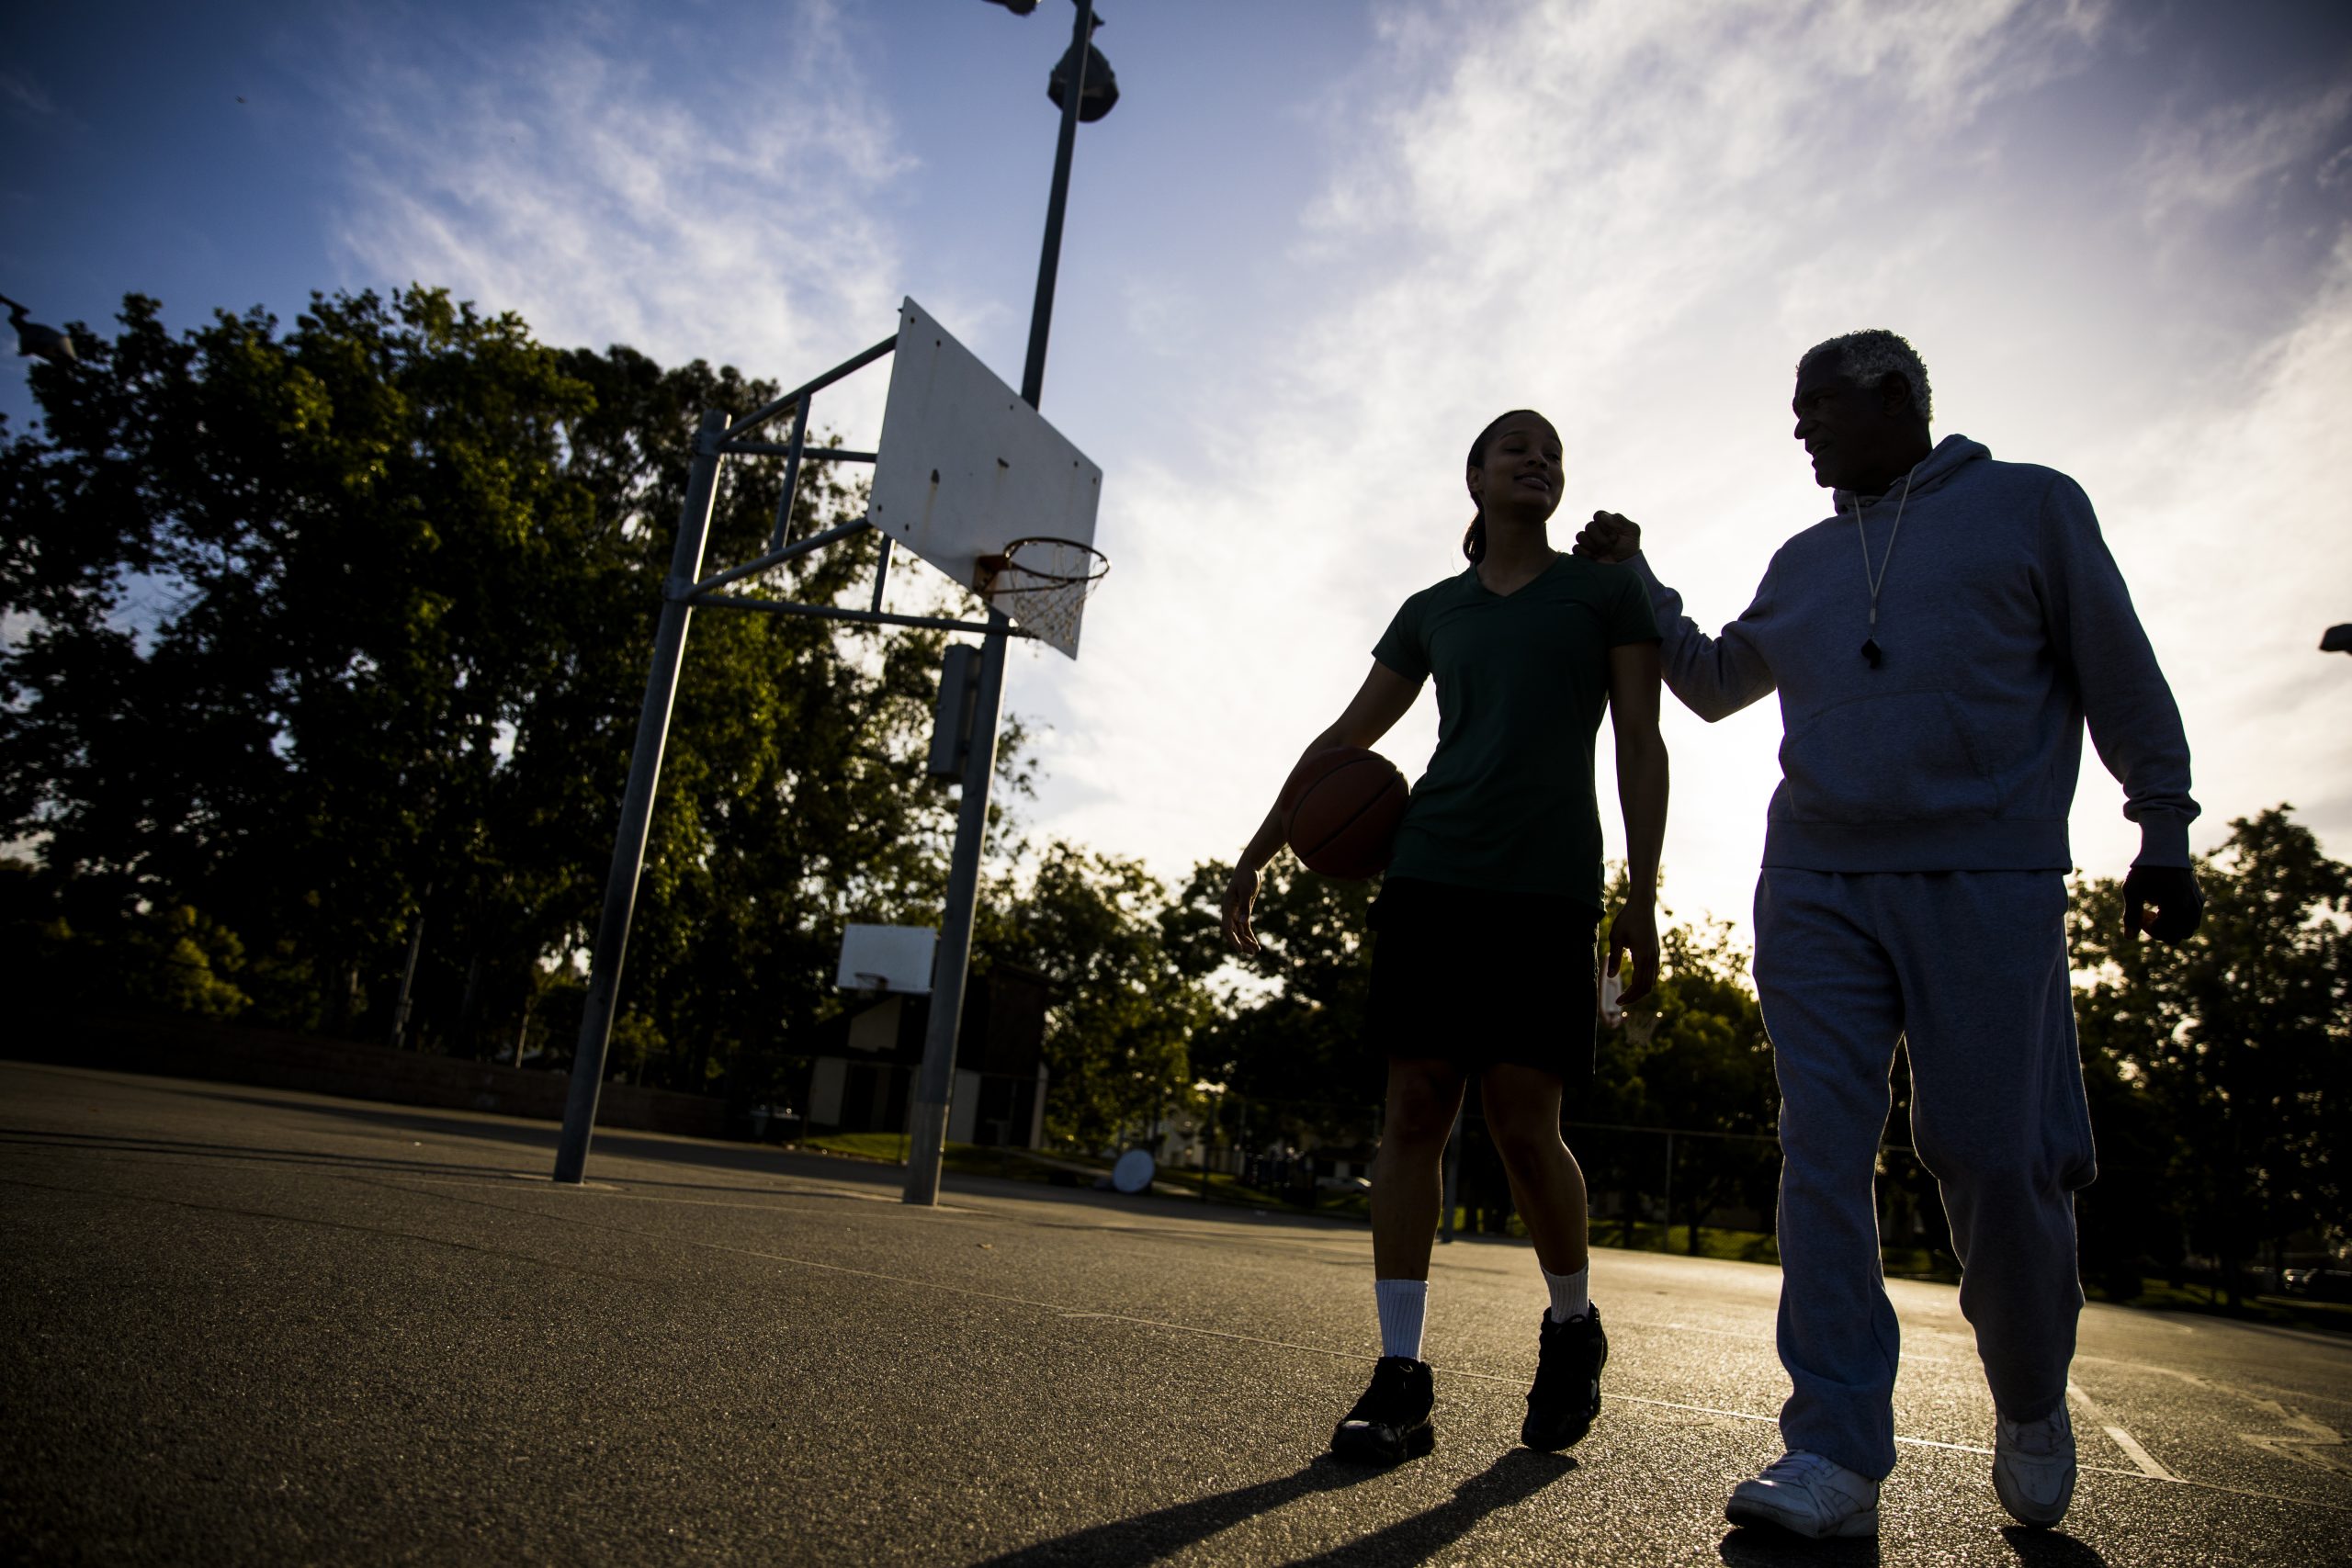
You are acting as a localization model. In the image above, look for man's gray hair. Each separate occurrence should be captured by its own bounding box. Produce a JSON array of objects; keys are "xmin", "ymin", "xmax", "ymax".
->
[{"xmin": 1799, "ymin": 329, "xmax": 1932, "ymax": 423}]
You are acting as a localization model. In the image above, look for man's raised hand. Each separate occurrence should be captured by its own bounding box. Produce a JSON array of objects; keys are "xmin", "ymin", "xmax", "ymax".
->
[{"xmin": 1574, "ymin": 510, "xmax": 1643, "ymax": 563}]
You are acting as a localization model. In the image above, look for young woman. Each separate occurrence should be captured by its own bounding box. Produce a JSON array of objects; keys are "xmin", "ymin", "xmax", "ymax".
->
[{"xmin": 1222, "ymin": 410, "xmax": 1668, "ymax": 1464}]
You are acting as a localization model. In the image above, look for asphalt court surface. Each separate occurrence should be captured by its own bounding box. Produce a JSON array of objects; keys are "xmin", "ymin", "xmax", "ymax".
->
[{"xmin": 3, "ymin": 1061, "xmax": 2347, "ymax": 1565}]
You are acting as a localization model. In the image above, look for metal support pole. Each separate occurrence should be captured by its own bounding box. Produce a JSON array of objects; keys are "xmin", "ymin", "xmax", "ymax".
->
[
  {"xmin": 1020, "ymin": 0, "xmax": 1094, "ymax": 409},
  {"xmin": 903, "ymin": 0, "xmax": 1095, "ymax": 1206},
  {"xmin": 1661, "ymin": 1130, "xmax": 1675, "ymax": 1250},
  {"xmin": 903, "ymin": 606, "xmax": 1011, "ymax": 1203},
  {"xmin": 553, "ymin": 409, "xmax": 729, "ymax": 1184},
  {"xmin": 695, "ymin": 516, "xmax": 871, "ymax": 597},
  {"xmin": 389, "ymin": 893, "xmax": 428, "ymax": 1050},
  {"xmin": 765, "ymin": 395, "xmax": 812, "ymax": 552}
]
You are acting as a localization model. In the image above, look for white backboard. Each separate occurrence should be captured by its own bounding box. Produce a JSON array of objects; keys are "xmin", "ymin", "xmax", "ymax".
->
[
  {"xmin": 867, "ymin": 299, "xmax": 1103, "ymax": 658},
  {"xmin": 836, "ymin": 923, "xmax": 936, "ymax": 995}
]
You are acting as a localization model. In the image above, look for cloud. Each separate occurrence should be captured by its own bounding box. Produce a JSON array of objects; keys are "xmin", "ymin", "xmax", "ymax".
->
[
  {"xmin": 2136, "ymin": 76, "xmax": 2352, "ymax": 226},
  {"xmin": 0, "ymin": 70, "xmax": 55, "ymax": 120},
  {"xmin": 306, "ymin": 0, "xmax": 2352, "ymax": 931},
  {"xmin": 2067, "ymin": 232, "xmax": 2352, "ymax": 865},
  {"xmin": 1041, "ymin": 0, "xmax": 2138, "ymax": 922},
  {"xmin": 323, "ymin": 0, "xmax": 917, "ymax": 432}
]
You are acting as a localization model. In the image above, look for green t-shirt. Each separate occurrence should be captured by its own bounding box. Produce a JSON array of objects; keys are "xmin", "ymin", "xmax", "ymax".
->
[{"xmin": 1372, "ymin": 553, "xmax": 1659, "ymax": 908}]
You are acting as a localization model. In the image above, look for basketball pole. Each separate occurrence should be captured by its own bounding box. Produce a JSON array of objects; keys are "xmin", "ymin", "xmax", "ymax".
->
[
  {"xmin": 553, "ymin": 409, "xmax": 728, "ymax": 1185},
  {"xmin": 904, "ymin": 0, "xmax": 1096, "ymax": 1207}
]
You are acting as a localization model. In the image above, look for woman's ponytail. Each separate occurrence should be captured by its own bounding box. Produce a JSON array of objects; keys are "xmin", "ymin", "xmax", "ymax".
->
[{"xmin": 1462, "ymin": 512, "xmax": 1487, "ymax": 564}]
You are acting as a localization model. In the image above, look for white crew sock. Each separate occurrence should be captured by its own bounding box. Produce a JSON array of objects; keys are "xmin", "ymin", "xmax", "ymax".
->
[
  {"xmin": 1374, "ymin": 1278, "xmax": 1428, "ymax": 1361},
  {"xmin": 1542, "ymin": 1262, "xmax": 1590, "ymax": 1323}
]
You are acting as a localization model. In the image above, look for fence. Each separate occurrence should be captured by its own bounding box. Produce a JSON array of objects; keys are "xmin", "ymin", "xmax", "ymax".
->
[
  {"xmin": 577, "ymin": 1051, "xmax": 2222, "ymax": 1294},
  {"xmin": 748, "ymin": 1070, "xmax": 1967, "ymax": 1274}
]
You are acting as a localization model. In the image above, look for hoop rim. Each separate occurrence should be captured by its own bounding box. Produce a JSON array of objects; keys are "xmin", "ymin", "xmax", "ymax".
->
[{"xmin": 975, "ymin": 535, "xmax": 1110, "ymax": 589}]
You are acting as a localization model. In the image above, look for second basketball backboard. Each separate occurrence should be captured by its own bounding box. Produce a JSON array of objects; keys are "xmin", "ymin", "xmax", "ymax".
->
[
  {"xmin": 837, "ymin": 923, "xmax": 936, "ymax": 996},
  {"xmin": 867, "ymin": 299, "xmax": 1103, "ymax": 658}
]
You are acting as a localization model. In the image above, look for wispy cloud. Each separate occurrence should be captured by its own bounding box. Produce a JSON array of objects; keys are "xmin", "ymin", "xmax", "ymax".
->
[
  {"xmin": 2074, "ymin": 233, "xmax": 2352, "ymax": 863},
  {"xmin": 1045, "ymin": 0, "xmax": 2139, "ymax": 919},
  {"xmin": 324, "ymin": 0, "xmax": 914, "ymax": 429},
  {"xmin": 307, "ymin": 0, "xmax": 2351, "ymax": 927},
  {"xmin": 2136, "ymin": 77, "xmax": 2352, "ymax": 225},
  {"xmin": 0, "ymin": 70, "xmax": 55, "ymax": 120}
]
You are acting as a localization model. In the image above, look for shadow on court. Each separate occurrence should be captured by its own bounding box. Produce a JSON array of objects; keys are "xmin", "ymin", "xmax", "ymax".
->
[
  {"xmin": 1719, "ymin": 1527, "xmax": 1882, "ymax": 1567},
  {"xmin": 17, "ymin": 1075, "xmax": 925, "ymax": 1187},
  {"xmin": 0, "ymin": 1127, "xmax": 530, "ymax": 1183},
  {"xmin": 1996, "ymin": 1526, "xmax": 2111, "ymax": 1566},
  {"xmin": 1283, "ymin": 1450, "xmax": 1578, "ymax": 1566},
  {"xmin": 1715, "ymin": 1523, "xmax": 2109, "ymax": 1567},
  {"xmin": 976, "ymin": 1449, "xmax": 1573, "ymax": 1567}
]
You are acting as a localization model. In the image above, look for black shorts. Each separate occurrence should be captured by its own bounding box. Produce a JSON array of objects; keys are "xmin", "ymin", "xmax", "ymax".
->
[{"xmin": 1362, "ymin": 876, "xmax": 1602, "ymax": 1080}]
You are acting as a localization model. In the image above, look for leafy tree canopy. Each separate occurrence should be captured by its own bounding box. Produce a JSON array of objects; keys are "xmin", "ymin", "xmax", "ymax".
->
[{"xmin": 0, "ymin": 288, "xmax": 996, "ymax": 1093}]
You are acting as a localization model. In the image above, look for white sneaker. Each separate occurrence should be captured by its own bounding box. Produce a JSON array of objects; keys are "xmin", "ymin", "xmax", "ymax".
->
[
  {"xmin": 1725, "ymin": 1450, "xmax": 1881, "ymax": 1539},
  {"xmin": 1994, "ymin": 1404, "xmax": 2076, "ymax": 1528}
]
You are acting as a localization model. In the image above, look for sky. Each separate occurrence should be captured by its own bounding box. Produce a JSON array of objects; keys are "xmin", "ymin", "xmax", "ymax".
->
[{"xmin": 5, "ymin": 0, "xmax": 2350, "ymax": 940}]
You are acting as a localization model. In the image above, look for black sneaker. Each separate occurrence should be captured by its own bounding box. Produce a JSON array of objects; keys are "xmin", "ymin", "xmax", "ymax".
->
[
  {"xmin": 1330, "ymin": 1355, "xmax": 1436, "ymax": 1465},
  {"xmin": 1521, "ymin": 1303, "xmax": 1606, "ymax": 1451}
]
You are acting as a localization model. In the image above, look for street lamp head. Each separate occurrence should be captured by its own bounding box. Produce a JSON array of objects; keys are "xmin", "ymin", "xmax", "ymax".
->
[
  {"xmin": 1047, "ymin": 30, "xmax": 1118, "ymax": 122},
  {"xmin": 978, "ymin": 0, "xmax": 1040, "ymax": 12},
  {"xmin": 2323, "ymin": 624, "xmax": 2352, "ymax": 655},
  {"xmin": 1, "ymin": 295, "xmax": 76, "ymax": 367}
]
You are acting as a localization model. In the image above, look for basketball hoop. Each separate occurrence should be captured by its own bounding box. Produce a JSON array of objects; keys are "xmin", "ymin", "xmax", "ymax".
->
[{"xmin": 973, "ymin": 536, "xmax": 1109, "ymax": 656}]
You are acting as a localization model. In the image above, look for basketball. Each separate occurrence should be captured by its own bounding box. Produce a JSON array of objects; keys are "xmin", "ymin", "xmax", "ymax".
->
[{"xmin": 1282, "ymin": 747, "xmax": 1409, "ymax": 880}]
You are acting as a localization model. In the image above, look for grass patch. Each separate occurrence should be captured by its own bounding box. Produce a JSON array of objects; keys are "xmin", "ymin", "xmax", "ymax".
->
[
  {"xmin": 2093, "ymin": 1277, "xmax": 2352, "ymax": 1336},
  {"xmin": 798, "ymin": 1131, "xmax": 910, "ymax": 1164},
  {"xmin": 1574, "ymin": 1220, "xmax": 1786, "ymax": 1267},
  {"xmin": 795, "ymin": 1134, "xmax": 1125, "ymax": 1187}
]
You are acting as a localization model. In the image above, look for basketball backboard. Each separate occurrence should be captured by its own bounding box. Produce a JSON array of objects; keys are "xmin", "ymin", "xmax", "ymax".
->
[
  {"xmin": 836, "ymin": 924, "xmax": 936, "ymax": 996},
  {"xmin": 867, "ymin": 299, "xmax": 1103, "ymax": 658}
]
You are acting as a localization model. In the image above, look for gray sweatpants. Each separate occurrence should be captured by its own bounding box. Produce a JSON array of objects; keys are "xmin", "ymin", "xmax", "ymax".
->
[{"xmin": 1754, "ymin": 869, "xmax": 2096, "ymax": 1482}]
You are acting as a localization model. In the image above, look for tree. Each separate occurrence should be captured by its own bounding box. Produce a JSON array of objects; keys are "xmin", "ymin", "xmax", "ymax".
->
[
  {"xmin": 979, "ymin": 841, "xmax": 1210, "ymax": 1149},
  {"xmin": 1168, "ymin": 857, "xmax": 1384, "ymax": 1122},
  {"xmin": 0, "ymin": 288, "xmax": 984, "ymax": 1095},
  {"xmin": 2072, "ymin": 807, "xmax": 2352, "ymax": 1303},
  {"xmin": 1596, "ymin": 906, "xmax": 1777, "ymax": 1252},
  {"xmin": 1165, "ymin": 855, "xmax": 1778, "ymax": 1236}
]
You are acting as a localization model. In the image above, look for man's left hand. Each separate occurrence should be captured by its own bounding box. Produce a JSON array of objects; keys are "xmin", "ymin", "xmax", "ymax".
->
[{"xmin": 2123, "ymin": 863, "xmax": 2203, "ymax": 944}]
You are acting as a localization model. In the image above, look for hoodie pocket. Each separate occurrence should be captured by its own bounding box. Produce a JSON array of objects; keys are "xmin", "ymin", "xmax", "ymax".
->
[{"xmin": 1777, "ymin": 692, "xmax": 1997, "ymax": 825}]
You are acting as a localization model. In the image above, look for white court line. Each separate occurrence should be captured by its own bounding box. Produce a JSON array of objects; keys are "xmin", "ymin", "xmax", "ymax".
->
[{"xmin": 2070, "ymin": 1379, "xmax": 2182, "ymax": 1482}]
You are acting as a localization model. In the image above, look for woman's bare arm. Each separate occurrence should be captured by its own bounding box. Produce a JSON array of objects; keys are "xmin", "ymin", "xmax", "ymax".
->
[
  {"xmin": 1604, "ymin": 639, "xmax": 1668, "ymax": 1002},
  {"xmin": 1222, "ymin": 660, "xmax": 1422, "ymax": 953}
]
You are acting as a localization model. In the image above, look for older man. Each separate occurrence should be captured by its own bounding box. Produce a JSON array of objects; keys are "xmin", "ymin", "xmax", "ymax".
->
[{"xmin": 1575, "ymin": 330, "xmax": 2201, "ymax": 1539}]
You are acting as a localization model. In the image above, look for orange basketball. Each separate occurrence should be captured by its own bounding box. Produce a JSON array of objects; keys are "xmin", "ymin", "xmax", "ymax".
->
[{"xmin": 1282, "ymin": 747, "xmax": 1409, "ymax": 881}]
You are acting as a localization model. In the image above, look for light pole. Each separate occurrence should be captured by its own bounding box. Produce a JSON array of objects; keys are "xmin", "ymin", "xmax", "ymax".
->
[{"xmin": 902, "ymin": 0, "xmax": 1116, "ymax": 1206}]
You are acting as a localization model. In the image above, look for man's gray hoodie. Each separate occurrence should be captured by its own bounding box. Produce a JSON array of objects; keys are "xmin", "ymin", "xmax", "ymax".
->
[{"xmin": 1633, "ymin": 434, "xmax": 2197, "ymax": 874}]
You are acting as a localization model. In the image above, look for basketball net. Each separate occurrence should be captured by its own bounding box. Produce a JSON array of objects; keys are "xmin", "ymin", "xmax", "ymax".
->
[{"xmin": 974, "ymin": 536, "xmax": 1109, "ymax": 653}]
